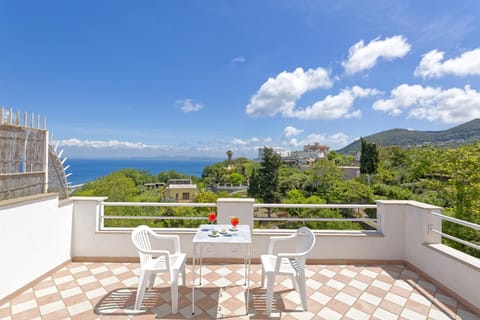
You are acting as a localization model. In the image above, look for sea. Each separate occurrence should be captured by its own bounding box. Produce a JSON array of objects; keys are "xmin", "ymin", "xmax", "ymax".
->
[{"xmin": 66, "ymin": 158, "xmax": 221, "ymax": 186}]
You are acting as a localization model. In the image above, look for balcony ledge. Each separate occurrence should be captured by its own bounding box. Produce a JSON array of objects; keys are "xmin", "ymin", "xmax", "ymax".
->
[{"xmin": 426, "ymin": 243, "xmax": 480, "ymax": 271}]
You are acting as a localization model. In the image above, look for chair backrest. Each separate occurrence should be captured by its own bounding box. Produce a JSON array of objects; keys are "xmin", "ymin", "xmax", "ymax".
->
[
  {"xmin": 294, "ymin": 227, "xmax": 316, "ymax": 266},
  {"xmin": 131, "ymin": 225, "xmax": 153, "ymax": 266}
]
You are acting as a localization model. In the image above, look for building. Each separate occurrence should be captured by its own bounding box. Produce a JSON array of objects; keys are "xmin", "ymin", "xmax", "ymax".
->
[
  {"xmin": 257, "ymin": 147, "xmax": 289, "ymax": 160},
  {"xmin": 304, "ymin": 143, "xmax": 329, "ymax": 157},
  {"xmin": 165, "ymin": 179, "xmax": 197, "ymax": 202},
  {"xmin": 340, "ymin": 166, "xmax": 361, "ymax": 179}
]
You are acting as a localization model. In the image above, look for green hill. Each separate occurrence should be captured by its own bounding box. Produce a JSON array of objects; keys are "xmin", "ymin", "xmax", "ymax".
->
[{"xmin": 337, "ymin": 118, "xmax": 480, "ymax": 154}]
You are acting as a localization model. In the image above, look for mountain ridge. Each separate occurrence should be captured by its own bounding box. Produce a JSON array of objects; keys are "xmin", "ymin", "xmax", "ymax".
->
[{"xmin": 337, "ymin": 118, "xmax": 480, "ymax": 154}]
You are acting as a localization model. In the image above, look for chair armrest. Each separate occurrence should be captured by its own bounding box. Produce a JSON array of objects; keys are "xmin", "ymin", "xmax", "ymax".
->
[
  {"xmin": 136, "ymin": 248, "xmax": 171, "ymax": 257},
  {"xmin": 277, "ymin": 252, "xmax": 308, "ymax": 258},
  {"xmin": 267, "ymin": 233, "xmax": 296, "ymax": 254},
  {"xmin": 148, "ymin": 230, "xmax": 182, "ymax": 253}
]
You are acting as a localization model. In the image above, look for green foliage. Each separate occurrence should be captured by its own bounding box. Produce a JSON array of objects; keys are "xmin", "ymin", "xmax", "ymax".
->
[
  {"xmin": 73, "ymin": 142, "xmax": 480, "ymax": 257},
  {"xmin": 284, "ymin": 189, "xmax": 306, "ymax": 216},
  {"xmin": 202, "ymin": 162, "xmax": 228, "ymax": 184},
  {"xmin": 74, "ymin": 172, "xmax": 138, "ymax": 201},
  {"xmin": 249, "ymin": 147, "xmax": 282, "ymax": 203},
  {"xmin": 303, "ymin": 159, "xmax": 345, "ymax": 197},
  {"xmin": 202, "ymin": 158, "xmax": 255, "ymax": 190},
  {"xmin": 327, "ymin": 151, "xmax": 355, "ymax": 166},
  {"xmin": 328, "ymin": 180, "xmax": 374, "ymax": 204},
  {"xmin": 278, "ymin": 166, "xmax": 306, "ymax": 197},
  {"xmin": 360, "ymin": 138, "xmax": 379, "ymax": 175},
  {"xmin": 194, "ymin": 191, "xmax": 218, "ymax": 203},
  {"xmin": 117, "ymin": 168, "xmax": 154, "ymax": 186},
  {"xmin": 226, "ymin": 172, "xmax": 244, "ymax": 185},
  {"xmin": 372, "ymin": 183, "xmax": 413, "ymax": 200},
  {"xmin": 156, "ymin": 170, "xmax": 191, "ymax": 183}
]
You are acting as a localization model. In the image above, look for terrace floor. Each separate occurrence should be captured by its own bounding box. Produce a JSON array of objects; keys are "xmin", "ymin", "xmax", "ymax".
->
[{"xmin": 1, "ymin": 262, "xmax": 478, "ymax": 320}]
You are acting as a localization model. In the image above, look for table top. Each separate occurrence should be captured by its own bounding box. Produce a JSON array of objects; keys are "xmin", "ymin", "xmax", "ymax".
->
[{"xmin": 192, "ymin": 224, "xmax": 252, "ymax": 244}]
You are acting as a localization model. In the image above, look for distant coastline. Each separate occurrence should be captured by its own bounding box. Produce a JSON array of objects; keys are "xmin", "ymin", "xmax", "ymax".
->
[{"xmin": 67, "ymin": 158, "xmax": 222, "ymax": 185}]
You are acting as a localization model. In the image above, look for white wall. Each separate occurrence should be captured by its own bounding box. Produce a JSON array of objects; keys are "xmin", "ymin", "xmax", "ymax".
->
[
  {"xmin": 3, "ymin": 196, "xmax": 478, "ymax": 310},
  {"xmin": 0, "ymin": 194, "xmax": 72, "ymax": 300},
  {"xmin": 402, "ymin": 201, "xmax": 480, "ymax": 309}
]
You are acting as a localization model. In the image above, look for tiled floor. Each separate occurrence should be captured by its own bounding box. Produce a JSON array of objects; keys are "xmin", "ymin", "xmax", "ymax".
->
[{"xmin": 0, "ymin": 262, "xmax": 478, "ymax": 320}]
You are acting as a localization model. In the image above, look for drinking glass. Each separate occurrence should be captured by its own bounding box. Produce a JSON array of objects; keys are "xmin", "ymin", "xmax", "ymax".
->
[
  {"xmin": 208, "ymin": 212, "xmax": 216, "ymax": 224},
  {"xmin": 230, "ymin": 216, "xmax": 239, "ymax": 230}
]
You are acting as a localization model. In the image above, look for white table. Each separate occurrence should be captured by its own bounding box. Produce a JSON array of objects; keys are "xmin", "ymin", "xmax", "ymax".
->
[{"xmin": 191, "ymin": 224, "xmax": 252, "ymax": 315}]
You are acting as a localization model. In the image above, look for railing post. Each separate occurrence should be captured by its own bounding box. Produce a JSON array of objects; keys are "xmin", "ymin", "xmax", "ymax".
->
[
  {"xmin": 376, "ymin": 201, "xmax": 385, "ymax": 233},
  {"xmin": 425, "ymin": 208, "xmax": 442, "ymax": 244}
]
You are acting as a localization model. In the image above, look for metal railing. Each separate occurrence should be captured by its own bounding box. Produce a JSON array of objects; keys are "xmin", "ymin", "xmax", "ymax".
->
[
  {"xmin": 101, "ymin": 201, "xmax": 215, "ymax": 222},
  {"xmin": 99, "ymin": 201, "xmax": 378, "ymax": 231},
  {"xmin": 428, "ymin": 211, "xmax": 480, "ymax": 251}
]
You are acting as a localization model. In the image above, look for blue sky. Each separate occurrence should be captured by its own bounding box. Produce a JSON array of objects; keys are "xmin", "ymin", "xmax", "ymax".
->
[{"xmin": 2, "ymin": 0, "xmax": 480, "ymax": 159}]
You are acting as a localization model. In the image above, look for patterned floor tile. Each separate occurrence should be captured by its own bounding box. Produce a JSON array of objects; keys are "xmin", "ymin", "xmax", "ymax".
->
[{"xmin": 0, "ymin": 262, "xmax": 478, "ymax": 319}]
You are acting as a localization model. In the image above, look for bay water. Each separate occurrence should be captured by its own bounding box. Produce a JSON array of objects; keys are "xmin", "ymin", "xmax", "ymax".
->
[{"xmin": 66, "ymin": 158, "xmax": 221, "ymax": 185}]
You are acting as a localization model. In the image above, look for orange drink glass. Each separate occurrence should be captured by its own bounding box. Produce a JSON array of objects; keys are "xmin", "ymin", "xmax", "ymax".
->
[
  {"xmin": 208, "ymin": 212, "xmax": 216, "ymax": 224},
  {"xmin": 230, "ymin": 216, "xmax": 239, "ymax": 229}
]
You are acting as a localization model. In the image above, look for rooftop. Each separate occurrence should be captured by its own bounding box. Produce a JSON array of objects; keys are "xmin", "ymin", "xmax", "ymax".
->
[{"xmin": 1, "ymin": 195, "xmax": 479, "ymax": 319}]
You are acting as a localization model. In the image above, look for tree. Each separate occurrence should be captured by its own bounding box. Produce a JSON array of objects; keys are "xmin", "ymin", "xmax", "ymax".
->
[
  {"xmin": 75, "ymin": 172, "xmax": 138, "ymax": 202},
  {"xmin": 194, "ymin": 191, "xmax": 218, "ymax": 203},
  {"xmin": 249, "ymin": 147, "xmax": 282, "ymax": 216},
  {"xmin": 226, "ymin": 150, "xmax": 233, "ymax": 163},
  {"xmin": 360, "ymin": 138, "xmax": 379, "ymax": 175},
  {"xmin": 303, "ymin": 159, "xmax": 345, "ymax": 197},
  {"xmin": 156, "ymin": 170, "xmax": 190, "ymax": 183},
  {"xmin": 118, "ymin": 169, "xmax": 154, "ymax": 186},
  {"xmin": 284, "ymin": 189, "xmax": 306, "ymax": 216},
  {"xmin": 229, "ymin": 172, "xmax": 245, "ymax": 185},
  {"xmin": 278, "ymin": 166, "xmax": 306, "ymax": 197}
]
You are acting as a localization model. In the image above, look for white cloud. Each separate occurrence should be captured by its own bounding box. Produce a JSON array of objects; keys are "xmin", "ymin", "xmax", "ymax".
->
[
  {"xmin": 232, "ymin": 56, "xmax": 246, "ymax": 63},
  {"xmin": 57, "ymin": 138, "xmax": 161, "ymax": 149},
  {"xmin": 287, "ymin": 138, "xmax": 299, "ymax": 146},
  {"xmin": 231, "ymin": 137, "xmax": 263, "ymax": 145},
  {"xmin": 342, "ymin": 35, "xmax": 411, "ymax": 75},
  {"xmin": 177, "ymin": 99, "xmax": 204, "ymax": 113},
  {"xmin": 373, "ymin": 84, "xmax": 480, "ymax": 123},
  {"xmin": 284, "ymin": 132, "xmax": 350, "ymax": 149},
  {"xmin": 287, "ymin": 86, "xmax": 380, "ymax": 120},
  {"xmin": 56, "ymin": 137, "xmax": 264, "ymax": 158},
  {"xmin": 246, "ymin": 67, "xmax": 333, "ymax": 117},
  {"xmin": 283, "ymin": 126, "xmax": 304, "ymax": 138},
  {"xmin": 414, "ymin": 48, "xmax": 480, "ymax": 78},
  {"xmin": 231, "ymin": 138, "xmax": 249, "ymax": 145}
]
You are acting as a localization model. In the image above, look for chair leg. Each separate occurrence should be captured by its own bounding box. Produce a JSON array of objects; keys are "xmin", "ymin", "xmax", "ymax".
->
[
  {"xmin": 181, "ymin": 263, "xmax": 186, "ymax": 286},
  {"xmin": 171, "ymin": 273, "xmax": 179, "ymax": 313},
  {"xmin": 261, "ymin": 265, "xmax": 266, "ymax": 288},
  {"xmin": 297, "ymin": 273, "xmax": 308, "ymax": 311},
  {"xmin": 148, "ymin": 273, "xmax": 156, "ymax": 288},
  {"xmin": 135, "ymin": 270, "xmax": 150, "ymax": 310},
  {"xmin": 265, "ymin": 273, "xmax": 275, "ymax": 316},
  {"xmin": 291, "ymin": 274, "xmax": 298, "ymax": 291}
]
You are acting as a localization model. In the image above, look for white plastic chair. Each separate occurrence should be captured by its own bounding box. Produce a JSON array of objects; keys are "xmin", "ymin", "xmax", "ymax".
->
[
  {"xmin": 131, "ymin": 225, "xmax": 187, "ymax": 313},
  {"xmin": 261, "ymin": 227, "xmax": 316, "ymax": 316}
]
